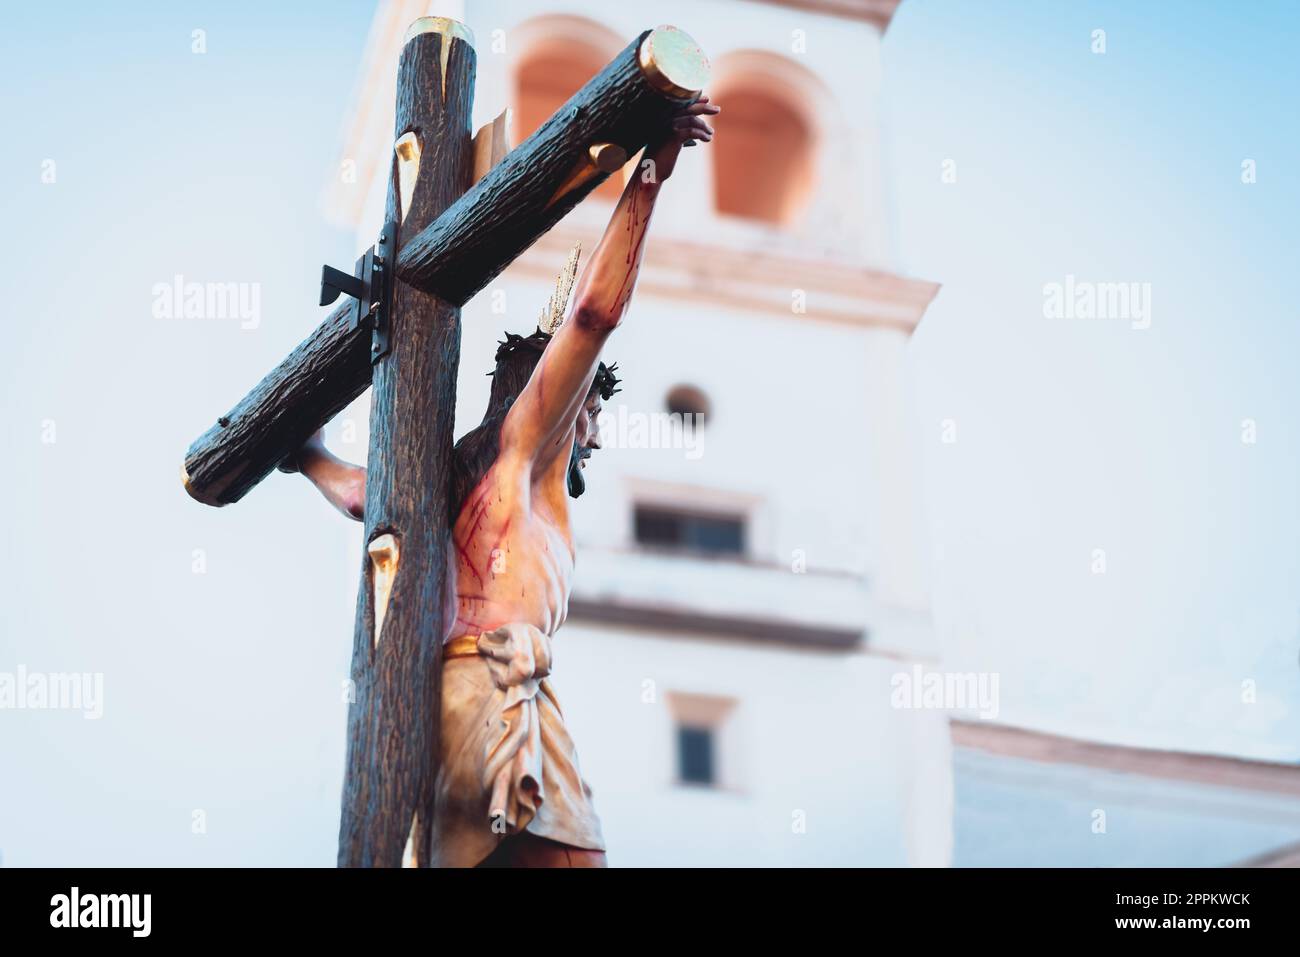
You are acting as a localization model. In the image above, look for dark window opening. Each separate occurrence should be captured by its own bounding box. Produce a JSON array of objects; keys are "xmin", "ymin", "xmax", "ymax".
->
[
  {"xmin": 665, "ymin": 384, "xmax": 711, "ymax": 424},
  {"xmin": 677, "ymin": 725, "xmax": 715, "ymax": 785},
  {"xmin": 634, "ymin": 506, "xmax": 745, "ymax": 556}
]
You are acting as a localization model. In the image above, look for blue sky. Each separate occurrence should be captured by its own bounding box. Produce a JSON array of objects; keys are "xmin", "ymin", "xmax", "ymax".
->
[
  {"xmin": 884, "ymin": 0, "xmax": 1298, "ymax": 757},
  {"xmin": 0, "ymin": 1, "xmax": 1295, "ymax": 867},
  {"xmin": 0, "ymin": 1, "xmax": 376, "ymax": 866}
]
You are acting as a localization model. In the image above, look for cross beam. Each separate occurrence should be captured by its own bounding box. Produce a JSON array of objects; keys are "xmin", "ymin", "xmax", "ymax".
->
[
  {"xmin": 333, "ymin": 16, "xmax": 473, "ymax": 870},
  {"xmin": 181, "ymin": 24, "xmax": 708, "ymax": 510}
]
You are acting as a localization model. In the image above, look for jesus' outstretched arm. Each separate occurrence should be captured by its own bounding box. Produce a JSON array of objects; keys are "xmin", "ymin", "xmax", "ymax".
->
[
  {"xmin": 497, "ymin": 97, "xmax": 719, "ymax": 476},
  {"xmin": 282, "ymin": 429, "xmax": 366, "ymax": 521}
]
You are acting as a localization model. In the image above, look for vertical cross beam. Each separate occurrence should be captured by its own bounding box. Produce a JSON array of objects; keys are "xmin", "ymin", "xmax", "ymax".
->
[{"xmin": 336, "ymin": 17, "xmax": 475, "ymax": 868}]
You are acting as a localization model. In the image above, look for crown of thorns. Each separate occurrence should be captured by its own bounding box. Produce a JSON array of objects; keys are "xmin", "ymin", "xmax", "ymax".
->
[{"xmin": 492, "ymin": 330, "xmax": 621, "ymax": 400}]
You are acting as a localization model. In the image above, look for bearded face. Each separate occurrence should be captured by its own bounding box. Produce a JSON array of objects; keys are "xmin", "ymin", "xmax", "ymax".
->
[{"xmin": 567, "ymin": 391, "xmax": 603, "ymax": 498}]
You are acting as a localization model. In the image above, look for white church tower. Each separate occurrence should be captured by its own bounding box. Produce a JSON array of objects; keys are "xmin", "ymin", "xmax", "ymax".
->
[{"xmin": 328, "ymin": 0, "xmax": 946, "ymax": 865}]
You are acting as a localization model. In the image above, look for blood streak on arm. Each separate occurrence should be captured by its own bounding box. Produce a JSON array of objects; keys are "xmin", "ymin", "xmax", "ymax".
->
[{"xmin": 612, "ymin": 185, "xmax": 650, "ymax": 313}]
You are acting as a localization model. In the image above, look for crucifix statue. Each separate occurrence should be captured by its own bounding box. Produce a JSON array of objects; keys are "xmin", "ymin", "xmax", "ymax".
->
[{"xmin": 180, "ymin": 17, "xmax": 714, "ymax": 867}]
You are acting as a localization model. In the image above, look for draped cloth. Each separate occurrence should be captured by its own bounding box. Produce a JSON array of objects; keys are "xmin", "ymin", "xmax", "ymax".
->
[{"xmin": 429, "ymin": 623, "xmax": 605, "ymax": 868}]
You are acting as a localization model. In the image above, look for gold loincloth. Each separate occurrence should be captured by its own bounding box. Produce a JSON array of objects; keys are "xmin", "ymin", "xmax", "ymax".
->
[{"xmin": 429, "ymin": 624, "xmax": 605, "ymax": 867}]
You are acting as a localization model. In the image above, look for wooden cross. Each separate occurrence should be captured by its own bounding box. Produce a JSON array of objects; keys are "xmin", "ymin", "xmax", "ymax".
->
[{"xmin": 179, "ymin": 17, "xmax": 709, "ymax": 867}]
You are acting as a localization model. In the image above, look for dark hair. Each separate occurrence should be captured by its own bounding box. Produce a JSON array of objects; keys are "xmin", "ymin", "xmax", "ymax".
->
[{"xmin": 450, "ymin": 329, "xmax": 620, "ymax": 516}]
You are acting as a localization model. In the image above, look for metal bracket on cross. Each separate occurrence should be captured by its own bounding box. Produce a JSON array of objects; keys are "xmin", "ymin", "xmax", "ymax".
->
[{"xmin": 319, "ymin": 219, "xmax": 397, "ymax": 364}]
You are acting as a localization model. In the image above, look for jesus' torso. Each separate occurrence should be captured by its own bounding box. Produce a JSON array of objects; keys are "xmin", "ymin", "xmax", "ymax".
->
[{"xmin": 447, "ymin": 433, "xmax": 577, "ymax": 641}]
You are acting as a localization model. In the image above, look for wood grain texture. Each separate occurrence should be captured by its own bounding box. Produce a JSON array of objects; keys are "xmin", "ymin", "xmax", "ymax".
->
[
  {"xmin": 336, "ymin": 26, "xmax": 474, "ymax": 868},
  {"xmin": 182, "ymin": 300, "xmax": 370, "ymax": 507},
  {"xmin": 396, "ymin": 30, "xmax": 696, "ymax": 305}
]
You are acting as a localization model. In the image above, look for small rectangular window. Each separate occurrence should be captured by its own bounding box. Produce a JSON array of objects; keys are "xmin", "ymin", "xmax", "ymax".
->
[
  {"xmin": 667, "ymin": 693, "xmax": 736, "ymax": 791},
  {"xmin": 634, "ymin": 506, "xmax": 745, "ymax": 556},
  {"xmin": 677, "ymin": 725, "xmax": 715, "ymax": 785}
]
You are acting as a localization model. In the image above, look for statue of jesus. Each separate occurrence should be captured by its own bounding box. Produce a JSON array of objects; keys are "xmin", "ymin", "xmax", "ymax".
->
[{"xmin": 285, "ymin": 97, "xmax": 719, "ymax": 867}]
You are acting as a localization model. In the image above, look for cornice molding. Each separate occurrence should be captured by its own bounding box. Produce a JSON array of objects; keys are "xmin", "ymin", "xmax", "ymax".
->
[
  {"xmin": 506, "ymin": 220, "xmax": 940, "ymax": 334},
  {"xmin": 567, "ymin": 596, "xmax": 863, "ymax": 651},
  {"xmin": 952, "ymin": 719, "xmax": 1300, "ymax": 798},
  {"xmin": 744, "ymin": 0, "xmax": 902, "ymax": 32}
]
